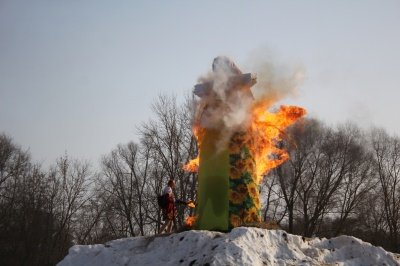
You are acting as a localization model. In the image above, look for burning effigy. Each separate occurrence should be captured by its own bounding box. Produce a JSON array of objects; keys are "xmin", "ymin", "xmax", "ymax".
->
[{"xmin": 184, "ymin": 56, "xmax": 306, "ymax": 231}]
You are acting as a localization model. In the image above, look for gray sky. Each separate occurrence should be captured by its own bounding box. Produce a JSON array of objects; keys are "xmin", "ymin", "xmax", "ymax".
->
[{"xmin": 1, "ymin": 0, "xmax": 399, "ymax": 168}]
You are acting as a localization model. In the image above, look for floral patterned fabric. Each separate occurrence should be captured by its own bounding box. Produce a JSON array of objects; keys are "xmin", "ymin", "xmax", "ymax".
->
[{"xmin": 228, "ymin": 130, "xmax": 261, "ymax": 229}]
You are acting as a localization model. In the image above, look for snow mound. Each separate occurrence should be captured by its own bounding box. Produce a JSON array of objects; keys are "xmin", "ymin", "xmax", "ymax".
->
[{"xmin": 58, "ymin": 227, "xmax": 400, "ymax": 266}]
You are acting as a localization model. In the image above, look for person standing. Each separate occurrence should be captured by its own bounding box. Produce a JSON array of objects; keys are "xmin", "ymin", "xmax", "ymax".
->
[{"xmin": 159, "ymin": 180, "xmax": 177, "ymax": 234}]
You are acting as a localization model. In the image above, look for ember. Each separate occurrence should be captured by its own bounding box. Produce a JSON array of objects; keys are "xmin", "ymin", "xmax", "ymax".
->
[{"xmin": 185, "ymin": 216, "xmax": 197, "ymax": 228}]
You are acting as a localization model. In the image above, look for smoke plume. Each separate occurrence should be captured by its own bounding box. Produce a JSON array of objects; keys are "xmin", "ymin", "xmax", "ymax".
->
[
  {"xmin": 246, "ymin": 50, "xmax": 304, "ymax": 104},
  {"xmin": 194, "ymin": 54, "xmax": 304, "ymax": 152}
]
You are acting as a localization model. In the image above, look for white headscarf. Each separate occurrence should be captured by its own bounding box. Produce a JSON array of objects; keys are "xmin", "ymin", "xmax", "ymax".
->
[{"xmin": 163, "ymin": 186, "xmax": 172, "ymax": 195}]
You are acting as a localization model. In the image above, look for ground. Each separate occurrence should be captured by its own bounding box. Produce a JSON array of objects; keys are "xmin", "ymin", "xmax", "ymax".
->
[{"xmin": 58, "ymin": 227, "xmax": 400, "ymax": 266}]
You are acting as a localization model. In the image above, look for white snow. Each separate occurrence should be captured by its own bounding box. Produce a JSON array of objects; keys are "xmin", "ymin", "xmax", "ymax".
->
[{"xmin": 58, "ymin": 227, "xmax": 400, "ymax": 266}]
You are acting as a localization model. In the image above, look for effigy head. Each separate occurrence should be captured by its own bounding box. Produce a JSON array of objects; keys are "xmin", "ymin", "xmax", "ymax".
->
[{"xmin": 212, "ymin": 56, "xmax": 242, "ymax": 76}]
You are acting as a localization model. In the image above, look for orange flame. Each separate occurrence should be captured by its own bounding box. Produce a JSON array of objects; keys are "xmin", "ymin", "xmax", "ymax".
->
[
  {"xmin": 183, "ymin": 100, "xmax": 306, "ymax": 183},
  {"xmin": 182, "ymin": 158, "xmax": 199, "ymax": 173},
  {"xmin": 183, "ymin": 95, "xmax": 306, "ymax": 185},
  {"xmin": 250, "ymin": 102, "xmax": 306, "ymax": 183},
  {"xmin": 183, "ymin": 103, "xmax": 306, "ymax": 183},
  {"xmin": 185, "ymin": 216, "xmax": 197, "ymax": 227},
  {"xmin": 183, "ymin": 125, "xmax": 203, "ymax": 172}
]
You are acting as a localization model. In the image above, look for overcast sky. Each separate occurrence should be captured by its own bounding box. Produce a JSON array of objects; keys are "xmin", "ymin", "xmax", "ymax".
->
[{"xmin": 1, "ymin": 0, "xmax": 399, "ymax": 168}]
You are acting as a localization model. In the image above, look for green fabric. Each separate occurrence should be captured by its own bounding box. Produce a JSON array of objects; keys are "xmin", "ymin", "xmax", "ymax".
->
[{"xmin": 196, "ymin": 129, "xmax": 229, "ymax": 231}]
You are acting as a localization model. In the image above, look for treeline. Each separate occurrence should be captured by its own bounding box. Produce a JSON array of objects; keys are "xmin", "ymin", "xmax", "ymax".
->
[
  {"xmin": 0, "ymin": 96, "xmax": 197, "ymax": 266},
  {"xmin": 264, "ymin": 118, "xmax": 400, "ymax": 252},
  {"xmin": 0, "ymin": 96, "xmax": 399, "ymax": 265}
]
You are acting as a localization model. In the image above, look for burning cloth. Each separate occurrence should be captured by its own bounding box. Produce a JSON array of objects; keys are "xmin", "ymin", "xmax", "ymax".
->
[{"xmin": 185, "ymin": 56, "xmax": 306, "ymax": 231}]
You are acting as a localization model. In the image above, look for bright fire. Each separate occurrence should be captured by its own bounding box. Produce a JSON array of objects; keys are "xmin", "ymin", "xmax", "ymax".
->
[
  {"xmin": 185, "ymin": 216, "xmax": 197, "ymax": 227},
  {"xmin": 182, "ymin": 157, "xmax": 199, "ymax": 173},
  {"xmin": 183, "ymin": 100, "xmax": 306, "ymax": 184},
  {"xmin": 182, "ymin": 125, "xmax": 203, "ymax": 173},
  {"xmin": 250, "ymin": 102, "xmax": 306, "ymax": 183}
]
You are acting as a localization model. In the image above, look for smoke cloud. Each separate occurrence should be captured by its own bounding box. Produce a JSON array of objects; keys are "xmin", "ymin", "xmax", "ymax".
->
[
  {"xmin": 193, "ymin": 54, "xmax": 304, "ymax": 152},
  {"xmin": 246, "ymin": 50, "xmax": 305, "ymax": 103}
]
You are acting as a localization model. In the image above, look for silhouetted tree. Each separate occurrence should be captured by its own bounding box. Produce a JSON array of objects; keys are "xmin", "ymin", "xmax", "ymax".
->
[{"xmin": 371, "ymin": 128, "xmax": 400, "ymax": 252}]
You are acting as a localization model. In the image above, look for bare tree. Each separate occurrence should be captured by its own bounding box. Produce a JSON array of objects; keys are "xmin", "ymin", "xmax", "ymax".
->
[
  {"xmin": 101, "ymin": 141, "xmax": 154, "ymax": 236},
  {"xmin": 0, "ymin": 135, "xmax": 94, "ymax": 265},
  {"xmin": 261, "ymin": 172, "xmax": 286, "ymax": 224},
  {"xmin": 0, "ymin": 133, "xmax": 30, "ymax": 195},
  {"xmin": 272, "ymin": 121, "xmax": 373, "ymax": 237},
  {"xmin": 371, "ymin": 128, "xmax": 400, "ymax": 251},
  {"xmin": 138, "ymin": 94, "xmax": 197, "ymax": 228},
  {"xmin": 46, "ymin": 155, "xmax": 92, "ymax": 262},
  {"xmin": 69, "ymin": 171, "xmax": 114, "ymax": 245},
  {"xmin": 330, "ymin": 124, "xmax": 376, "ymax": 236},
  {"xmin": 272, "ymin": 118, "xmax": 324, "ymax": 234}
]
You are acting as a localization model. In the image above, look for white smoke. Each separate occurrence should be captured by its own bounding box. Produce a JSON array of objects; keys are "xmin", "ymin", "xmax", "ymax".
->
[
  {"xmin": 246, "ymin": 49, "xmax": 305, "ymax": 103},
  {"xmin": 197, "ymin": 57, "xmax": 249, "ymax": 124},
  {"xmin": 194, "ymin": 53, "xmax": 304, "ymax": 151}
]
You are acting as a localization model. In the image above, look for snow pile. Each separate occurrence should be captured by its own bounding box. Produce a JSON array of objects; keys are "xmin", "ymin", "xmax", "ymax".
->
[{"xmin": 58, "ymin": 227, "xmax": 400, "ymax": 266}]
